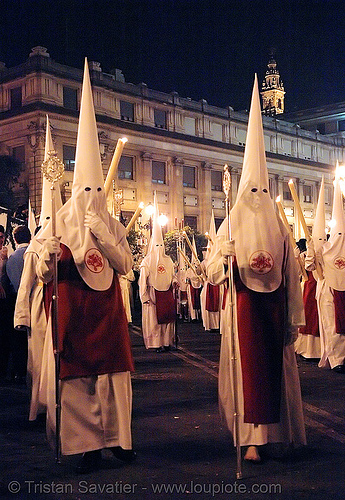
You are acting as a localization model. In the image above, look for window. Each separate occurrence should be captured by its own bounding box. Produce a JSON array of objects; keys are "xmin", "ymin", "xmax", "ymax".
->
[
  {"xmin": 283, "ymin": 181, "xmax": 292, "ymax": 201},
  {"xmin": 10, "ymin": 87, "xmax": 22, "ymax": 109},
  {"xmin": 63, "ymin": 87, "xmax": 78, "ymax": 110},
  {"xmin": 183, "ymin": 166, "xmax": 196, "ymax": 188},
  {"xmin": 121, "ymin": 211, "xmax": 134, "ymax": 226},
  {"xmin": 152, "ymin": 160, "xmax": 166, "ymax": 184},
  {"xmin": 215, "ymin": 218, "xmax": 223, "ymax": 231},
  {"xmin": 211, "ymin": 170, "xmax": 223, "ymax": 191},
  {"xmin": 12, "ymin": 145, "xmax": 25, "ymax": 167},
  {"xmin": 118, "ymin": 156, "xmax": 134, "ymax": 180},
  {"xmin": 154, "ymin": 109, "xmax": 167, "ymax": 129},
  {"xmin": 339, "ymin": 120, "xmax": 345, "ymax": 132},
  {"xmin": 120, "ymin": 101, "xmax": 134, "ymax": 122},
  {"xmin": 316, "ymin": 123, "xmax": 325, "ymax": 135},
  {"xmin": 63, "ymin": 145, "xmax": 76, "ymax": 171},
  {"xmin": 184, "ymin": 216, "xmax": 197, "ymax": 230},
  {"xmin": 303, "ymin": 184, "xmax": 312, "ymax": 203}
]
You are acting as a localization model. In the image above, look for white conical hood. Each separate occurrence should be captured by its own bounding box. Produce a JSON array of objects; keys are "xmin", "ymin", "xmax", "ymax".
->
[
  {"xmin": 28, "ymin": 199, "xmax": 37, "ymax": 236},
  {"xmin": 312, "ymin": 176, "xmax": 326, "ymax": 253},
  {"xmin": 230, "ymin": 74, "xmax": 285, "ymax": 292},
  {"xmin": 37, "ymin": 59, "xmax": 113, "ymax": 290},
  {"xmin": 72, "ymin": 61, "xmax": 105, "ymax": 192},
  {"xmin": 204, "ymin": 211, "xmax": 216, "ymax": 262},
  {"xmin": 188, "ymin": 235, "xmax": 202, "ymax": 288},
  {"xmin": 235, "ymin": 75, "xmax": 270, "ymax": 203},
  {"xmin": 140, "ymin": 192, "xmax": 174, "ymax": 291},
  {"xmin": 323, "ymin": 167, "xmax": 345, "ymax": 290},
  {"xmin": 39, "ymin": 115, "xmax": 63, "ymax": 227},
  {"xmin": 191, "ymin": 235, "xmax": 198, "ymax": 266},
  {"xmin": 209, "ymin": 210, "xmax": 216, "ymax": 246},
  {"xmin": 176, "ymin": 240, "xmax": 187, "ymax": 290}
]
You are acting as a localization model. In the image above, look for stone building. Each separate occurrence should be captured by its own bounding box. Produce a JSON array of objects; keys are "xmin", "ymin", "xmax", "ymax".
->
[{"xmin": 1, "ymin": 47, "xmax": 345, "ymax": 238}]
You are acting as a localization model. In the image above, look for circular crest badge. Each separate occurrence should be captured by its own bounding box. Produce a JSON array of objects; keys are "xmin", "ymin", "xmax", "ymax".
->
[
  {"xmin": 85, "ymin": 248, "xmax": 105, "ymax": 273},
  {"xmin": 334, "ymin": 256, "xmax": 345, "ymax": 270},
  {"xmin": 157, "ymin": 264, "xmax": 166, "ymax": 274},
  {"xmin": 249, "ymin": 251, "xmax": 274, "ymax": 274}
]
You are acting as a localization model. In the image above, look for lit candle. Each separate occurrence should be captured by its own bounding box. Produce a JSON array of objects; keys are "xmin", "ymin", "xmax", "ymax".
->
[
  {"xmin": 177, "ymin": 247, "xmax": 198, "ymax": 278},
  {"xmin": 287, "ymin": 183, "xmax": 323, "ymax": 279},
  {"xmin": 288, "ymin": 180, "xmax": 311, "ymax": 240},
  {"xmin": 104, "ymin": 137, "xmax": 128, "ymax": 197},
  {"xmin": 126, "ymin": 202, "xmax": 144, "ymax": 234},
  {"xmin": 275, "ymin": 195, "xmax": 290, "ymax": 228},
  {"xmin": 183, "ymin": 231, "xmax": 198, "ymax": 261},
  {"xmin": 276, "ymin": 196, "xmax": 308, "ymax": 281},
  {"xmin": 205, "ymin": 231, "xmax": 213, "ymax": 245}
]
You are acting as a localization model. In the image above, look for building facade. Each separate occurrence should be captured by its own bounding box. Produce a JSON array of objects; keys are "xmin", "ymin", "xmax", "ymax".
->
[{"xmin": 1, "ymin": 47, "xmax": 345, "ymax": 238}]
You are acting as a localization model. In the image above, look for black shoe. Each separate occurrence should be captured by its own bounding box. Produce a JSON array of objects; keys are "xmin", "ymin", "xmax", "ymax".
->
[
  {"xmin": 156, "ymin": 347, "xmax": 164, "ymax": 353},
  {"xmin": 332, "ymin": 364, "xmax": 345, "ymax": 373},
  {"xmin": 110, "ymin": 446, "xmax": 137, "ymax": 463},
  {"xmin": 75, "ymin": 450, "xmax": 102, "ymax": 473},
  {"xmin": 163, "ymin": 346, "xmax": 171, "ymax": 352}
]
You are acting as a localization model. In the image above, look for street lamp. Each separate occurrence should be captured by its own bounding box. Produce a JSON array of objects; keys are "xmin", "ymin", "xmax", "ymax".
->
[{"xmin": 158, "ymin": 214, "xmax": 168, "ymax": 227}]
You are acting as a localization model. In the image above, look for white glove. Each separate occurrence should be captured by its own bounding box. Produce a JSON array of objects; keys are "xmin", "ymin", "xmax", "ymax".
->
[
  {"xmin": 221, "ymin": 240, "xmax": 235, "ymax": 264},
  {"xmin": 306, "ymin": 238, "xmax": 315, "ymax": 260},
  {"xmin": 84, "ymin": 211, "xmax": 108, "ymax": 240},
  {"xmin": 44, "ymin": 236, "xmax": 61, "ymax": 256},
  {"xmin": 293, "ymin": 246, "xmax": 301, "ymax": 259}
]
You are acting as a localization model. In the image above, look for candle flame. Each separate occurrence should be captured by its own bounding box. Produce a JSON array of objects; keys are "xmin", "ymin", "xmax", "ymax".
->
[
  {"xmin": 276, "ymin": 195, "xmax": 281, "ymax": 203},
  {"xmin": 120, "ymin": 137, "xmax": 128, "ymax": 144}
]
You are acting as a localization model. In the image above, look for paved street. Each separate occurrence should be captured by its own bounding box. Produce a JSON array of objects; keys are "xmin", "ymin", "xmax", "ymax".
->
[{"xmin": 1, "ymin": 314, "xmax": 345, "ymax": 499}]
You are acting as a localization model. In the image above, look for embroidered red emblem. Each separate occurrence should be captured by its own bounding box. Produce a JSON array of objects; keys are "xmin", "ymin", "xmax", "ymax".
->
[
  {"xmin": 249, "ymin": 251, "xmax": 273, "ymax": 274},
  {"xmin": 85, "ymin": 248, "xmax": 105, "ymax": 273},
  {"xmin": 334, "ymin": 256, "xmax": 345, "ymax": 270},
  {"xmin": 157, "ymin": 264, "xmax": 166, "ymax": 274}
]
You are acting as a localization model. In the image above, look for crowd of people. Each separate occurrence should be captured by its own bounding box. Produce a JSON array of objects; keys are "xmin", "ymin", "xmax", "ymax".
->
[{"xmin": 1, "ymin": 66, "xmax": 345, "ymax": 474}]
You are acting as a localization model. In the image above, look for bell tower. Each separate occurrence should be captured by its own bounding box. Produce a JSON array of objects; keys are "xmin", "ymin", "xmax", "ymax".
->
[{"xmin": 261, "ymin": 51, "xmax": 285, "ymax": 116}]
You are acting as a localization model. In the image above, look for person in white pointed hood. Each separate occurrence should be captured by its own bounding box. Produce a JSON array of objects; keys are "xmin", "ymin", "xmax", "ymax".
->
[
  {"xmin": 295, "ymin": 179, "xmax": 324, "ymax": 360},
  {"xmin": 176, "ymin": 240, "xmax": 189, "ymax": 321},
  {"xmin": 306, "ymin": 167, "xmax": 345, "ymax": 372},
  {"xmin": 14, "ymin": 115, "xmax": 63, "ymax": 421},
  {"xmin": 200, "ymin": 211, "xmax": 220, "ymax": 331},
  {"xmin": 35, "ymin": 60, "xmax": 135, "ymax": 472},
  {"xmin": 139, "ymin": 193, "xmax": 176, "ymax": 350},
  {"xmin": 207, "ymin": 75, "xmax": 306, "ymax": 463},
  {"xmin": 186, "ymin": 236, "xmax": 202, "ymax": 321}
]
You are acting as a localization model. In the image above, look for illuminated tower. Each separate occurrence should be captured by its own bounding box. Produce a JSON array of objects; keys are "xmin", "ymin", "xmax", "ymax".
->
[{"xmin": 261, "ymin": 51, "xmax": 285, "ymax": 116}]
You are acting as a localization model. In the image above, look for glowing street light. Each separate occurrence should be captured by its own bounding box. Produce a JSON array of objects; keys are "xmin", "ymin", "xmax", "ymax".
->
[{"xmin": 158, "ymin": 214, "xmax": 168, "ymax": 227}]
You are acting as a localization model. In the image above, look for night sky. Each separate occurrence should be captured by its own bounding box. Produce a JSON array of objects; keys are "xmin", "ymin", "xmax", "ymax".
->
[{"xmin": 1, "ymin": 0, "xmax": 345, "ymax": 113}]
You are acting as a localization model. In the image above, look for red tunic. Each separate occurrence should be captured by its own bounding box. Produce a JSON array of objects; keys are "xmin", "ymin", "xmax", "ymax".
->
[
  {"xmin": 233, "ymin": 262, "xmax": 284, "ymax": 424},
  {"xmin": 333, "ymin": 289, "xmax": 345, "ymax": 334},
  {"xmin": 44, "ymin": 245, "xmax": 134, "ymax": 380},
  {"xmin": 190, "ymin": 285, "xmax": 201, "ymax": 310},
  {"xmin": 154, "ymin": 286, "xmax": 176, "ymax": 324},
  {"xmin": 205, "ymin": 283, "xmax": 220, "ymax": 312},
  {"xmin": 299, "ymin": 271, "xmax": 319, "ymax": 336}
]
